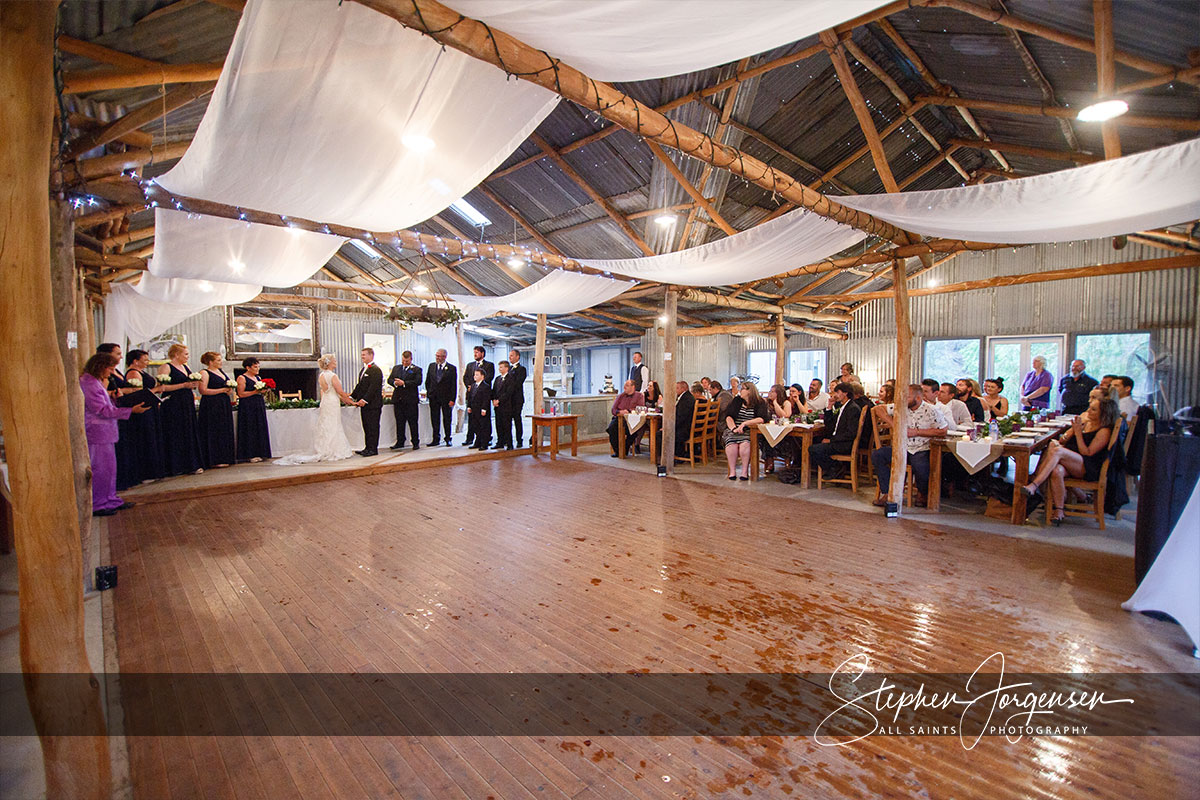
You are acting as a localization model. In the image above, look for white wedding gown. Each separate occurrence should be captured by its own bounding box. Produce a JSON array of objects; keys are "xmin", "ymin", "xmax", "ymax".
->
[{"xmin": 275, "ymin": 369, "xmax": 354, "ymax": 465}]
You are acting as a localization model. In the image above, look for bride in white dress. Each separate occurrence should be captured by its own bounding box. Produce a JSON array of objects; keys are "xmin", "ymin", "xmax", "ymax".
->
[{"xmin": 275, "ymin": 354, "xmax": 356, "ymax": 464}]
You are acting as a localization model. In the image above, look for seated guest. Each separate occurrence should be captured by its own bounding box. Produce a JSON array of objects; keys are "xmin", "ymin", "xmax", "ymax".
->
[
  {"xmin": 920, "ymin": 378, "xmax": 940, "ymax": 405},
  {"xmin": 467, "ymin": 367, "xmax": 493, "ymax": 450},
  {"xmin": 766, "ymin": 384, "xmax": 793, "ymax": 420},
  {"xmin": 955, "ymin": 378, "xmax": 986, "ymax": 422},
  {"xmin": 787, "ymin": 384, "xmax": 808, "ymax": 416},
  {"xmin": 1059, "ymin": 359, "xmax": 1098, "ymax": 414},
  {"xmin": 1113, "ymin": 376, "xmax": 1139, "ymax": 419},
  {"xmin": 1019, "ymin": 355, "xmax": 1053, "ymax": 411},
  {"xmin": 1099, "ymin": 374, "xmax": 1117, "ymax": 395},
  {"xmin": 806, "ymin": 378, "xmax": 829, "ymax": 411},
  {"xmin": 870, "ymin": 384, "xmax": 950, "ymax": 507},
  {"xmin": 1023, "ymin": 394, "xmax": 1117, "ymax": 525},
  {"xmin": 236, "ymin": 357, "xmax": 272, "ymax": 463},
  {"xmin": 724, "ymin": 382, "xmax": 769, "ymax": 480},
  {"xmin": 80, "ymin": 353, "xmax": 148, "ymax": 516},
  {"xmin": 980, "ymin": 377, "xmax": 1009, "ymax": 419},
  {"xmin": 606, "ymin": 379, "xmax": 645, "ymax": 457},
  {"xmin": 809, "ymin": 382, "xmax": 861, "ymax": 479},
  {"xmin": 936, "ymin": 382, "xmax": 973, "ymax": 427},
  {"xmin": 197, "ymin": 351, "xmax": 236, "ymax": 468},
  {"xmin": 118, "ymin": 349, "xmax": 167, "ymax": 486},
  {"xmin": 699, "ymin": 377, "xmax": 712, "ymax": 397},
  {"xmin": 668, "ymin": 380, "xmax": 696, "ymax": 458},
  {"xmin": 728, "ymin": 376, "xmax": 741, "ymax": 395},
  {"xmin": 633, "ymin": 380, "xmax": 664, "ymax": 455},
  {"xmin": 850, "ymin": 383, "xmax": 875, "ymax": 449},
  {"xmin": 710, "ymin": 381, "xmax": 734, "ymax": 416},
  {"xmin": 877, "ymin": 383, "xmax": 895, "ymax": 407}
]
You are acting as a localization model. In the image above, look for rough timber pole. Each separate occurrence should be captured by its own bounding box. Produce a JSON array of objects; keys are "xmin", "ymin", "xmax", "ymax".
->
[
  {"xmin": 660, "ymin": 290, "xmax": 679, "ymax": 475},
  {"xmin": 774, "ymin": 315, "xmax": 787, "ymax": 386},
  {"xmin": 533, "ymin": 314, "xmax": 547, "ymax": 413},
  {"xmin": 889, "ymin": 258, "xmax": 912, "ymax": 511},
  {"xmin": 1092, "ymin": 0, "xmax": 1122, "ymax": 159},
  {"xmin": 0, "ymin": 2, "xmax": 112, "ymax": 795}
]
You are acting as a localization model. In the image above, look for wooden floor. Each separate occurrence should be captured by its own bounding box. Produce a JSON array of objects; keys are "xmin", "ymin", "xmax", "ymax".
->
[{"xmin": 105, "ymin": 457, "xmax": 1198, "ymax": 799}]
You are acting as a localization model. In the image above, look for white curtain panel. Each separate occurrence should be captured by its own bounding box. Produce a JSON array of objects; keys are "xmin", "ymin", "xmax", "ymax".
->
[
  {"xmin": 447, "ymin": 0, "xmax": 890, "ymax": 81},
  {"xmin": 158, "ymin": 0, "xmax": 559, "ymax": 231},
  {"xmin": 104, "ymin": 274, "xmax": 261, "ymax": 347},
  {"xmin": 448, "ymin": 270, "xmax": 636, "ymax": 319},
  {"xmin": 149, "ymin": 209, "xmax": 346, "ymax": 286},
  {"xmin": 838, "ymin": 138, "xmax": 1200, "ymax": 243},
  {"xmin": 579, "ymin": 207, "xmax": 864, "ymax": 286}
]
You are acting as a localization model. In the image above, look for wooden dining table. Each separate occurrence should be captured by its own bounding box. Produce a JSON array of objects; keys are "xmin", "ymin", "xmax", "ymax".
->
[
  {"xmin": 747, "ymin": 422, "xmax": 825, "ymax": 487},
  {"xmin": 926, "ymin": 419, "xmax": 1071, "ymax": 523},
  {"xmin": 616, "ymin": 411, "xmax": 661, "ymax": 463}
]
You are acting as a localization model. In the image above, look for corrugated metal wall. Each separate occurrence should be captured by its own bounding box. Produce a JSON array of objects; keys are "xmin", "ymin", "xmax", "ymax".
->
[{"xmin": 643, "ymin": 241, "xmax": 1199, "ymax": 409}]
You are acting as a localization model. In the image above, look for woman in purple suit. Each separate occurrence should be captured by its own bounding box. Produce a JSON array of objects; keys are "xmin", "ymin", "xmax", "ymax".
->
[{"xmin": 80, "ymin": 352, "xmax": 148, "ymax": 516}]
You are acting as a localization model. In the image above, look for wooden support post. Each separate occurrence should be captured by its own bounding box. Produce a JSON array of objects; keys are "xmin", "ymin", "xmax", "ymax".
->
[
  {"xmin": 660, "ymin": 289, "xmax": 679, "ymax": 475},
  {"xmin": 774, "ymin": 315, "xmax": 787, "ymax": 386},
  {"xmin": 889, "ymin": 258, "xmax": 911, "ymax": 511},
  {"xmin": 0, "ymin": 3, "xmax": 111, "ymax": 795},
  {"xmin": 533, "ymin": 314, "xmax": 547, "ymax": 414},
  {"xmin": 454, "ymin": 322, "xmax": 466, "ymax": 433},
  {"xmin": 1093, "ymin": 0, "xmax": 1121, "ymax": 159}
]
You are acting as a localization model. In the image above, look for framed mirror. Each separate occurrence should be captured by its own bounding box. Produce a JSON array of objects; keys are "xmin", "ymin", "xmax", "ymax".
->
[{"xmin": 226, "ymin": 303, "xmax": 319, "ymax": 360}]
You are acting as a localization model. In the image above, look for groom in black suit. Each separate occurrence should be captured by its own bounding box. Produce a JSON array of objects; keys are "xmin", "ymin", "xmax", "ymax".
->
[{"xmin": 350, "ymin": 347, "xmax": 383, "ymax": 456}]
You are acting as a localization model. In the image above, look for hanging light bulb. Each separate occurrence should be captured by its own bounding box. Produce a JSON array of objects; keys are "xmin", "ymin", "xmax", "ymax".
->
[
  {"xmin": 414, "ymin": 282, "xmax": 429, "ymax": 293},
  {"xmin": 654, "ymin": 213, "xmax": 677, "ymax": 227},
  {"xmin": 1076, "ymin": 99, "xmax": 1128, "ymax": 122},
  {"xmin": 507, "ymin": 256, "xmax": 526, "ymax": 268}
]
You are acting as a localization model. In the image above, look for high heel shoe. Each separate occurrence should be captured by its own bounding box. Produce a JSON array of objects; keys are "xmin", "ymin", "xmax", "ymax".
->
[
  {"xmin": 727, "ymin": 475, "xmax": 737, "ymax": 481},
  {"xmin": 1021, "ymin": 483, "xmax": 1038, "ymax": 497},
  {"xmin": 1049, "ymin": 508, "xmax": 1064, "ymax": 526}
]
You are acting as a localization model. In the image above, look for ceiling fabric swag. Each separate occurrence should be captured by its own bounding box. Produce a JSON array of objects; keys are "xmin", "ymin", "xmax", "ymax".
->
[
  {"xmin": 578, "ymin": 208, "xmax": 865, "ymax": 286},
  {"xmin": 156, "ymin": 0, "xmax": 559, "ymax": 231},
  {"xmin": 837, "ymin": 138, "xmax": 1200, "ymax": 243},
  {"xmin": 448, "ymin": 270, "xmax": 637, "ymax": 320},
  {"xmin": 445, "ymin": 0, "xmax": 890, "ymax": 81},
  {"xmin": 103, "ymin": 273, "xmax": 262, "ymax": 347}
]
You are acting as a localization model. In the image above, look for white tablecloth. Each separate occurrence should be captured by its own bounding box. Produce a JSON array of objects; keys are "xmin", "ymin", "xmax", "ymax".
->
[
  {"xmin": 252, "ymin": 405, "xmax": 432, "ymax": 456},
  {"xmin": 760, "ymin": 423, "xmax": 795, "ymax": 448}
]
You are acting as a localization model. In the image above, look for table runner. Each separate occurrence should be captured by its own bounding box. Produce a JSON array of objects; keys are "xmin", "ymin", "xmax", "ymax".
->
[
  {"xmin": 760, "ymin": 423, "xmax": 795, "ymax": 448},
  {"xmin": 946, "ymin": 438, "xmax": 1003, "ymax": 474}
]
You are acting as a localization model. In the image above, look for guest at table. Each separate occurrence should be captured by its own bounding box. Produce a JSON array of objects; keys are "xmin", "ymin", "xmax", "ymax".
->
[
  {"xmin": 1113, "ymin": 376, "xmax": 1139, "ymax": 419},
  {"xmin": 956, "ymin": 379, "xmax": 986, "ymax": 422},
  {"xmin": 767, "ymin": 384, "xmax": 793, "ymax": 421},
  {"xmin": 806, "ymin": 378, "xmax": 829, "ymax": 411},
  {"xmin": 837, "ymin": 362, "xmax": 860, "ymax": 387},
  {"xmin": 157, "ymin": 344, "xmax": 204, "ymax": 475},
  {"xmin": 81, "ymin": 353, "xmax": 148, "ymax": 516},
  {"xmin": 235, "ymin": 357, "xmax": 272, "ymax": 463},
  {"xmin": 809, "ymin": 382, "xmax": 861, "ymax": 480},
  {"xmin": 851, "ymin": 383, "xmax": 875, "ymax": 450},
  {"xmin": 728, "ymin": 376, "xmax": 740, "ymax": 395},
  {"xmin": 117, "ymin": 349, "xmax": 166, "ymax": 486},
  {"xmin": 788, "ymin": 384, "xmax": 809, "ymax": 416},
  {"xmin": 1058, "ymin": 359, "xmax": 1098, "ymax": 414},
  {"xmin": 388, "ymin": 350, "xmax": 423, "ymax": 451},
  {"xmin": 197, "ymin": 351, "xmax": 236, "ymax": 468},
  {"xmin": 1019, "ymin": 356, "xmax": 1053, "ymax": 411},
  {"xmin": 467, "ymin": 367, "xmax": 493, "ymax": 451},
  {"xmin": 508, "ymin": 349, "xmax": 527, "ymax": 447},
  {"xmin": 492, "ymin": 360, "xmax": 520, "ymax": 451},
  {"xmin": 980, "ymin": 378, "xmax": 1009, "ymax": 419},
  {"xmin": 724, "ymin": 382, "xmax": 769, "ymax": 480},
  {"xmin": 1023, "ymin": 394, "xmax": 1117, "ymax": 525},
  {"xmin": 877, "ymin": 383, "xmax": 895, "ymax": 407},
  {"xmin": 936, "ymin": 383, "xmax": 972, "ymax": 428},
  {"xmin": 870, "ymin": 384, "xmax": 949, "ymax": 507},
  {"xmin": 920, "ymin": 379, "xmax": 940, "ymax": 405},
  {"xmin": 691, "ymin": 381, "xmax": 707, "ymax": 400},
  {"xmin": 1099, "ymin": 374, "xmax": 1117, "ymax": 395},
  {"xmin": 710, "ymin": 380, "xmax": 734, "ymax": 417},
  {"xmin": 670, "ymin": 380, "xmax": 696, "ymax": 458},
  {"xmin": 633, "ymin": 380, "xmax": 664, "ymax": 455},
  {"xmin": 425, "ymin": 348, "xmax": 457, "ymax": 447},
  {"xmin": 700, "ymin": 377, "xmax": 712, "ymax": 397},
  {"xmin": 606, "ymin": 379, "xmax": 644, "ymax": 457}
]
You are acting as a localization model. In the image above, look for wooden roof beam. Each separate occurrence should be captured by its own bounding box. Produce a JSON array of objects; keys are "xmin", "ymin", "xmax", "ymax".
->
[
  {"xmin": 1092, "ymin": 0, "xmax": 1121, "ymax": 159},
  {"xmin": 949, "ymin": 137, "xmax": 1101, "ymax": 164},
  {"xmin": 822, "ymin": 29, "xmax": 899, "ymax": 192},
  {"xmin": 64, "ymin": 82, "xmax": 215, "ymax": 159},
  {"xmin": 62, "ymin": 63, "xmax": 224, "ymax": 94},
  {"xmin": 644, "ymin": 140, "xmax": 737, "ymax": 237},
  {"xmin": 923, "ymin": 95, "xmax": 1198, "ymax": 132}
]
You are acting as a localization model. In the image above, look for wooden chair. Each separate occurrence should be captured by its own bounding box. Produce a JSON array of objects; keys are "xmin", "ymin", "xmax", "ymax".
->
[
  {"xmin": 1048, "ymin": 419, "xmax": 1122, "ymax": 530},
  {"xmin": 818, "ymin": 407, "xmax": 868, "ymax": 493},
  {"xmin": 279, "ymin": 390, "xmax": 302, "ymax": 401},
  {"xmin": 869, "ymin": 404, "xmax": 913, "ymax": 506},
  {"xmin": 676, "ymin": 399, "xmax": 716, "ymax": 467},
  {"xmin": 1118, "ymin": 412, "xmax": 1139, "ymax": 520}
]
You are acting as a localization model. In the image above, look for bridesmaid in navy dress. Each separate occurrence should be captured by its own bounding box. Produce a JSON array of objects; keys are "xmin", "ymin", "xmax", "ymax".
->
[
  {"xmin": 157, "ymin": 343, "xmax": 204, "ymax": 475},
  {"xmin": 235, "ymin": 357, "xmax": 272, "ymax": 462},
  {"xmin": 197, "ymin": 351, "xmax": 237, "ymax": 468},
  {"xmin": 119, "ymin": 349, "xmax": 167, "ymax": 484}
]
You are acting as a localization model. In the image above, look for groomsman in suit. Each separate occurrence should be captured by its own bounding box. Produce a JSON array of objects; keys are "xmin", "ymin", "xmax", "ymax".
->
[
  {"xmin": 425, "ymin": 348, "xmax": 456, "ymax": 447},
  {"xmin": 351, "ymin": 347, "xmax": 383, "ymax": 456},
  {"xmin": 388, "ymin": 350, "xmax": 423, "ymax": 451},
  {"xmin": 507, "ymin": 349, "xmax": 527, "ymax": 447},
  {"xmin": 463, "ymin": 346, "xmax": 494, "ymax": 447},
  {"xmin": 491, "ymin": 360, "xmax": 520, "ymax": 450},
  {"xmin": 467, "ymin": 367, "xmax": 492, "ymax": 450}
]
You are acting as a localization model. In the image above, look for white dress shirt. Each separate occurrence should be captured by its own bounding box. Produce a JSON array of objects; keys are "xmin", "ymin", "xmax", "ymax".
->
[
  {"xmin": 807, "ymin": 391, "xmax": 829, "ymax": 411},
  {"xmin": 936, "ymin": 397, "xmax": 972, "ymax": 427},
  {"xmin": 1118, "ymin": 395, "xmax": 1139, "ymax": 420}
]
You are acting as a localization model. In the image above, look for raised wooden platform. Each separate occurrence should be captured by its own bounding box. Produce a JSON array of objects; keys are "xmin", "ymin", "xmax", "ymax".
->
[{"xmin": 103, "ymin": 457, "xmax": 1196, "ymax": 799}]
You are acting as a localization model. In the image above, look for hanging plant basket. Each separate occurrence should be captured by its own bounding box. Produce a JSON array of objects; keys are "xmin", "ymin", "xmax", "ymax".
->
[{"xmin": 385, "ymin": 305, "xmax": 467, "ymax": 329}]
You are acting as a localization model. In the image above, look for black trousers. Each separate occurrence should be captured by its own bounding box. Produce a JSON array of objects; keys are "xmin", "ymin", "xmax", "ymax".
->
[
  {"xmin": 360, "ymin": 406, "xmax": 381, "ymax": 453},
  {"xmin": 607, "ymin": 417, "xmax": 629, "ymax": 455},
  {"xmin": 809, "ymin": 440, "xmax": 852, "ymax": 474},
  {"xmin": 513, "ymin": 402, "xmax": 524, "ymax": 446},
  {"xmin": 392, "ymin": 398, "xmax": 419, "ymax": 446},
  {"xmin": 469, "ymin": 409, "xmax": 491, "ymax": 447},
  {"xmin": 429, "ymin": 401, "xmax": 453, "ymax": 443},
  {"xmin": 495, "ymin": 404, "xmax": 514, "ymax": 447}
]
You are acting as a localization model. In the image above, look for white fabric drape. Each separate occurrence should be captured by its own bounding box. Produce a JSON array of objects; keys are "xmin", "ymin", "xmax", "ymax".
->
[
  {"xmin": 1122, "ymin": 475, "xmax": 1200, "ymax": 651},
  {"xmin": 149, "ymin": 209, "xmax": 346, "ymax": 287},
  {"xmin": 838, "ymin": 138, "xmax": 1200, "ymax": 243},
  {"xmin": 447, "ymin": 0, "xmax": 889, "ymax": 81},
  {"xmin": 104, "ymin": 274, "xmax": 261, "ymax": 347},
  {"xmin": 580, "ymin": 208, "xmax": 864, "ymax": 286},
  {"xmin": 448, "ymin": 270, "xmax": 636, "ymax": 319},
  {"xmin": 158, "ymin": 0, "xmax": 559, "ymax": 231}
]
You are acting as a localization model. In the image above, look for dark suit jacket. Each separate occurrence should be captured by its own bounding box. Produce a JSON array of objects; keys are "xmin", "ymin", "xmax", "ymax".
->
[
  {"xmin": 425, "ymin": 361, "xmax": 457, "ymax": 404},
  {"xmin": 827, "ymin": 400, "xmax": 862, "ymax": 447},
  {"xmin": 387, "ymin": 363, "xmax": 423, "ymax": 403},
  {"xmin": 508, "ymin": 362, "xmax": 527, "ymax": 407},
  {"xmin": 492, "ymin": 372, "xmax": 519, "ymax": 411},
  {"xmin": 464, "ymin": 359, "xmax": 495, "ymax": 389},
  {"xmin": 350, "ymin": 364, "xmax": 383, "ymax": 408},
  {"xmin": 675, "ymin": 391, "xmax": 696, "ymax": 443},
  {"xmin": 467, "ymin": 380, "xmax": 492, "ymax": 414}
]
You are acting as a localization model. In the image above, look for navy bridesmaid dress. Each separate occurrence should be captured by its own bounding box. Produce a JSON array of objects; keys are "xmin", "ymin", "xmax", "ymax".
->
[
  {"xmin": 159, "ymin": 363, "xmax": 202, "ymax": 475},
  {"xmin": 236, "ymin": 375, "xmax": 272, "ymax": 461},
  {"xmin": 198, "ymin": 368, "xmax": 237, "ymax": 467}
]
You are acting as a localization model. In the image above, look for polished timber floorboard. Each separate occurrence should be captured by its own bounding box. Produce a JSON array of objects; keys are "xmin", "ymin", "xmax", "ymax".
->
[{"xmin": 105, "ymin": 457, "xmax": 1197, "ymax": 799}]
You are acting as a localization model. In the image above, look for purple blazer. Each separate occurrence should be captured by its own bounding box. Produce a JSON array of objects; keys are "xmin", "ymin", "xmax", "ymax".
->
[{"xmin": 81, "ymin": 373, "xmax": 132, "ymax": 446}]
